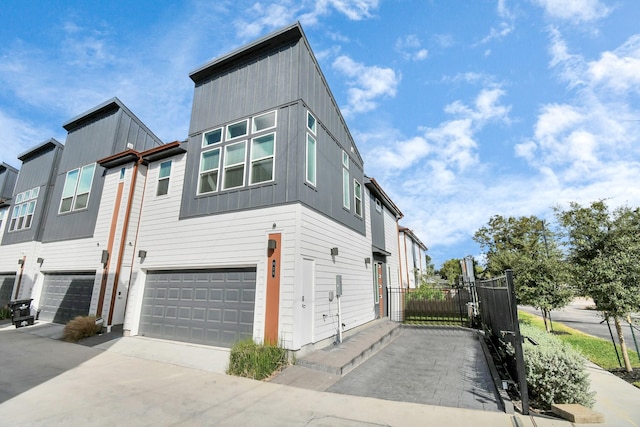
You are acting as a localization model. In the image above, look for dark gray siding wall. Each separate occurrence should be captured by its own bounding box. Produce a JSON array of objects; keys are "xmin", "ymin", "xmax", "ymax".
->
[
  {"xmin": 0, "ymin": 167, "xmax": 18, "ymax": 200},
  {"xmin": 2, "ymin": 145, "xmax": 62, "ymax": 245},
  {"xmin": 369, "ymin": 196, "xmax": 385, "ymax": 250},
  {"xmin": 41, "ymin": 107, "xmax": 161, "ymax": 243},
  {"xmin": 189, "ymin": 41, "xmax": 300, "ymax": 136}
]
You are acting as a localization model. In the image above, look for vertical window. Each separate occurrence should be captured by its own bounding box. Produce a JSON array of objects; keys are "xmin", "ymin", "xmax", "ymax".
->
[
  {"xmin": 0, "ymin": 208, "xmax": 5, "ymax": 229},
  {"xmin": 119, "ymin": 168, "xmax": 126, "ymax": 181},
  {"xmin": 354, "ymin": 180, "xmax": 362, "ymax": 217},
  {"xmin": 250, "ymin": 134, "xmax": 275, "ymax": 184},
  {"xmin": 306, "ymin": 134, "xmax": 316, "ymax": 186},
  {"xmin": 60, "ymin": 163, "xmax": 96, "ymax": 213},
  {"xmin": 342, "ymin": 150, "xmax": 350, "ymax": 209},
  {"xmin": 223, "ymin": 141, "xmax": 246, "ymax": 189},
  {"xmin": 307, "ymin": 111, "xmax": 316, "ymax": 134},
  {"xmin": 203, "ymin": 128, "xmax": 222, "ymax": 147},
  {"xmin": 157, "ymin": 161, "xmax": 172, "ymax": 196},
  {"xmin": 199, "ymin": 149, "xmax": 220, "ymax": 194},
  {"xmin": 8, "ymin": 187, "xmax": 39, "ymax": 232},
  {"xmin": 226, "ymin": 120, "xmax": 248, "ymax": 140},
  {"xmin": 253, "ymin": 111, "xmax": 276, "ymax": 132}
]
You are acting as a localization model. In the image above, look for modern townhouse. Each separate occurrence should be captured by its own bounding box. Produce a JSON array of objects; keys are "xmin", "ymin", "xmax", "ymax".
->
[
  {"xmin": 0, "ymin": 22, "xmax": 427, "ymax": 356},
  {"xmin": 0, "ymin": 162, "xmax": 19, "ymax": 307},
  {"xmin": 398, "ymin": 226, "xmax": 428, "ymax": 289}
]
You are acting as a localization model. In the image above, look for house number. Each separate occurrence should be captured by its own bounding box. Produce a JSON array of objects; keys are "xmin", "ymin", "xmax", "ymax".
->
[{"xmin": 271, "ymin": 260, "xmax": 277, "ymax": 278}]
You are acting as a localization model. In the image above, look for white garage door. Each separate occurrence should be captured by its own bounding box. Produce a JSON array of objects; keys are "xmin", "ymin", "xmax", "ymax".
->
[
  {"xmin": 139, "ymin": 268, "xmax": 256, "ymax": 348},
  {"xmin": 39, "ymin": 273, "xmax": 95, "ymax": 324}
]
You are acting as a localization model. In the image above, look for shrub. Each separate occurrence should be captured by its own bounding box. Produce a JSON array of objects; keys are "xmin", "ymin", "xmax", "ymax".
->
[
  {"xmin": 0, "ymin": 305, "xmax": 11, "ymax": 321},
  {"xmin": 227, "ymin": 338, "xmax": 288, "ymax": 380},
  {"xmin": 521, "ymin": 323, "xmax": 595, "ymax": 409},
  {"xmin": 63, "ymin": 315, "xmax": 102, "ymax": 342}
]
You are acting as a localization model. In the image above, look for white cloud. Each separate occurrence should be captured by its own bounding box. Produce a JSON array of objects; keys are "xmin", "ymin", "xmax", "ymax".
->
[
  {"xmin": 395, "ymin": 35, "xmax": 428, "ymax": 61},
  {"xmin": 533, "ymin": 0, "xmax": 610, "ymax": 23},
  {"xmin": 332, "ymin": 55, "xmax": 400, "ymax": 116},
  {"xmin": 0, "ymin": 110, "xmax": 56, "ymax": 169},
  {"xmin": 588, "ymin": 35, "xmax": 640, "ymax": 95}
]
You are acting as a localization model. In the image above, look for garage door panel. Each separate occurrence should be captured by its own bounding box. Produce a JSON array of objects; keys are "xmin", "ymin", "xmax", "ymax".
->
[
  {"xmin": 0, "ymin": 275, "xmax": 16, "ymax": 307},
  {"xmin": 139, "ymin": 268, "xmax": 256, "ymax": 348},
  {"xmin": 39, "ymin": 273, "xmax": 95, "ymax": 324}
]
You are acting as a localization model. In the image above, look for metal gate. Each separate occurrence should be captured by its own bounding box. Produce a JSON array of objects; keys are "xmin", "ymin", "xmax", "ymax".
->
[{"xmin": 139, "ymin": 268, "xmax": 256, "ymax": 348}]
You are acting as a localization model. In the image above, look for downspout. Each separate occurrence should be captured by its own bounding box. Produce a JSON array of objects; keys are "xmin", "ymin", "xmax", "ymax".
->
[
  {"xmin": 107, "ymin": 159, "xmax": 141, "ymax": 327},
  {"xmin": 14, "ymin": 256, "xmax": 26, "ymax": 299}
]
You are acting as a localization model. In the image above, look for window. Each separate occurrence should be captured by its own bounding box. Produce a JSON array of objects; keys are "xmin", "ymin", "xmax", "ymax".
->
[
  {"xmin": 342, "ymin": 150, "xmax": 350, "ymax": 209},
  {"xmin": 198, "ymin": 148, "xmax": 220, "ymax": 194},
  {"xmin": 0, "ymin": 208, "xmax": 5, "ymax": 230},
  {"xmin": 306, "ymin": 134, "xmax": 316, "ymax": 186},
  {"xmin": 8, "ymin": 187, "xmax": 39, "ymax": 232},
  {"xmin": 253, "ymin": 111, "xmax": 276, "ymax": 132},
  {"xmin": 307, "ymin": 111, "xmax": 316, "ymax": 134},
  {"xmin": 226, "ymin": 120, "xmax": 248, "ymax": 140},
  {"xmin": 157, "ymin": 161, "xmax": 172, "ymax": 196},
  {"xmin": 203, "ymin": 128, "xmax": 222, "ymax": 147},
  {"xmin": 223, "ymin": 141, "xmax": 247, "ymax": 189},
  {"xmin": 60, "ymin": 163, "xmax": 96, "ymax": 213},
  {"xmin": 375, "ymin": 198, "xmax": 382, "ymax": 213},
  {"xmin": 250, "ymin": 134, "xmax": 275, "ymax": 184},
  {"xmin": 119, "ymin": 168, "xmax": 126, "ymax": 181},
  {"xmin": 354, "ymin": 180, "xmax": 362, "ymax": 217}
]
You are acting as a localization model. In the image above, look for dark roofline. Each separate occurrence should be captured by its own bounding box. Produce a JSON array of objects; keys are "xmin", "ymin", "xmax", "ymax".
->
[
  {"xmin": 399, "ymin": 226, "xmax": 427, "ymax": 251},
  {"xmin": 189, "ymin": 23, "xmax": 303, "ymax": 83},
  {"xmin": 17, "ymin": 138, "xmax": 63, "ymax": 162},
  {"xmin": 0, "ymin": 162, "xmax": 19, "ymax": 174},
  {"xmin": 364, "ymin": 176, "xmax": 403, "ymax": 218},
  {"xmin": 62, "ymin": 97, "xmax": 163, "ymax": 146}
]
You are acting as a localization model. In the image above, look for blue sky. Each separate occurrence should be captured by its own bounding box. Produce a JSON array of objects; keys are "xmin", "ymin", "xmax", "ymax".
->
[{"xmin": 2, "ymin": 0, "xmax": 640, "ymax": 268}]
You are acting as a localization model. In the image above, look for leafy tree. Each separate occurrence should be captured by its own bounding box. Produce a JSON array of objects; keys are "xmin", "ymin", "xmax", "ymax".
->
[
  {"xmin": 473, "ymin": 215, "xmax": 573, "ymax": 332},
  {"xmin": 439, "ymin": 258, "xmax": 462, "ymax": 285},
  {"xmin": 556, "ymin": 201, "xmax": 640, "ymax": 372}
]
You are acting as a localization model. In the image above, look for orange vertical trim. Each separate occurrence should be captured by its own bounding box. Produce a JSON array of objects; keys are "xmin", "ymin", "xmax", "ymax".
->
[
  {"xmin": 14, "ymin": 256, "xmax": 26, "ymax": 299},
  {"xmin": 264, "ymin": 233, "xmax": 282, "ymax": 345},
  {"xmin": 108, "ymin": 161, "xmax": 140, "ymax": 326},
  {"xmin": 96, "ymin": 181, "xmax": 124, "ymax": 316}
]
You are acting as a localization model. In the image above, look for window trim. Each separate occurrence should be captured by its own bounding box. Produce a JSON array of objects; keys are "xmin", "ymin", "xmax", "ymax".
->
[
  {"xmin": 342, "ymin": 150, "xmax": 350, "ymax": 210},
  {"xmin": 8, "ymin": 187, "xmax": 39, "ymax": 232},
  {"xmin": 198, "ymin": 147, "xmax": 221, "ymax": 195},
  {"xmin": 202, "ymin": 127, "xmax": 223, "ymax": 147},
  {"xmin": 305, "ymin": 133, "xmax": 316, "ymax": 186},
  {"xmin": 156, "ymin": 160, "xmax": 172, "ymax": 196},
  {"xmin": 59, "ymin": 163, "xmax": 96, "ymax": 214},
  {"xmin": 252, "ymin": 110, "xmax": 277, "ymax": 133},
  {"xmin": 307, "ymin": 111, "xmax": 317, "ymax": 134},
  {"xmin": 354, "ymin": 179, "xmax": 362, "ymax": 217},
  {"xmin": 226, "ymin": 120, "xmax": 248, "ymax": 141},
  {"xmin": 222, "ymin": 140, "xmax": 247, "ymax": 190},
  {"xmin": 249, "ymin": 133, "xmax": 276, "ymax": 185}
]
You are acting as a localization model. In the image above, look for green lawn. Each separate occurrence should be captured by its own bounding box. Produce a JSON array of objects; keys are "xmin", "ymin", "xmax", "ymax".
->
[{"xmin": 518, "ymin": 311, "xmax": 640, "ymax": 370}]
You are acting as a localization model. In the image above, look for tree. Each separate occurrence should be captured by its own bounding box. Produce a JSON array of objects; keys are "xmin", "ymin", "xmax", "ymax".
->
[
  {"xmin": 473, "ymin": 215, "xmax": 573, "ymax": 332},
  {"xmin": 556, "ymin": 201, "xmax": 640, "ymax": 372},
  {"xmin": 439, "ymin": 258, "xmax": 462, "ymax": 285}
]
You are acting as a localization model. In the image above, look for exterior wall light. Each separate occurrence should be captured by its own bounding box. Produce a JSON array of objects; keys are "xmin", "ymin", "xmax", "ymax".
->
[{"xmin": 330, "ymin": 247, "xmax": 339, "ymax": 256}]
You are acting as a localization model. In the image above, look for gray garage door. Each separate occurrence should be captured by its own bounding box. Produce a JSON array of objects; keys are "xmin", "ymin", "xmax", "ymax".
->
[
  {"xmin": 0, "ymin": 274, "xmax": 16, "ymax": 308},
  {"xmin": 139, "ymin": 268, "xmax": 256, "ymax": 348},
  {"xmin": 39, "ymin": 273, "xmax": 95, "ymax": 324}
]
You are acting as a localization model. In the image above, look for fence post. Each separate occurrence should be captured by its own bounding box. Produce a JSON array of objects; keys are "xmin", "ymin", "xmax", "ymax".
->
[{"xmin": 506, "ymin": 269, "xmax": 529, "ymax": 415}]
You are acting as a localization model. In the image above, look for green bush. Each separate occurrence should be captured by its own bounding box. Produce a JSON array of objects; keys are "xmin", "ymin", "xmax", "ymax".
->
[
  {"xmin": 0, "ymin": 305, "xmax": 11, "ymax": 321},
  {"xmin": 521, "ymin": 323, "xmax": 595, "ymax": 409},
  {"xmin": 63, "ymin": 315, "xmax": 102, "ymax": 342},
  {"xmin": 227, "ymin": 339, "xmax": 288, "ymax": 380},
  {"xmin": 406, "ymin": 283, "xmax": 445, "ymax": 301}
]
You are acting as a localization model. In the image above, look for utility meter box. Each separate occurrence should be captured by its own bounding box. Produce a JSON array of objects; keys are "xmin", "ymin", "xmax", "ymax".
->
[{"xmin": 336, "ymin": 275, "xmax": 343, "ymax": 297}]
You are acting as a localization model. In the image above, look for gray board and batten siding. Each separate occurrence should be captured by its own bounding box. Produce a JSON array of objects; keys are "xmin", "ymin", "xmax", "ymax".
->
[
  {"xmin": 0, "ymin": 163, "xmax": 19, "ymax": 201},
  {"xmin": 369, "ymin": 193, "xmax": 386, "ymax": 251},
  {"xmin": 41, "ymin": 98, "xmax": 163, "ymax": 243},
  {"xmin": 182, "ymin": 23, "xmax": 366, "ymax": 235},
  {"xmin": 1, "ymin": 140, "xmax": 64, "ymax": 245}
]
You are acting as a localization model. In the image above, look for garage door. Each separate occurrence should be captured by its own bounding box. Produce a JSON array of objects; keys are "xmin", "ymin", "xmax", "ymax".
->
[
  {"xmin": 0, "ymin": 274, "xmax": 16, "ymax": 308},
  {"xmin": 39, "ymin": 273, "xmax": 95, "ymax": 324},
  {"xmin": 139, "ymin": 268, "xmax": 256, "ymax": 348}
]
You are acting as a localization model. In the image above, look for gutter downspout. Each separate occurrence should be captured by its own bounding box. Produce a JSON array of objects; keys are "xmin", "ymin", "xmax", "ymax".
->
[{"xmin": 14, "ymin": 256, "xmax": 26, "ymax": 299}]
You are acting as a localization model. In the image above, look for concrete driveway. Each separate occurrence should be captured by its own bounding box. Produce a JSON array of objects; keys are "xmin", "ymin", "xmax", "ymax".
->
[{"xmin": 327, "ymin": 327, "xmax": 502, "ymax": 412}]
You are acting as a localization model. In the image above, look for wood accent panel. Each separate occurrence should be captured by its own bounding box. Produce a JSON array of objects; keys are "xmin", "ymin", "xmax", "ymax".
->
[{"xmin": 264, "ymin": 233, "xmax": 281, "ymax": 345}]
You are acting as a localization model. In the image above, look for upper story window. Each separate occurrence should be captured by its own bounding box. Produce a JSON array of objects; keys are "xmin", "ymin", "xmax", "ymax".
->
[
  {"xmin": 157, "ymin": 161, "xmax": 172, "ymax": 196},
  {"xmin": 0, "ymin": 208, "xmax": 5, "ymax": 230},
  {"xmin": 342, "ymin": 150, "xmax": 350, "ymax": 209},
  {"xmin": 223, "ymin": 141, "xmax": 247, "ymax": 190},
  {"xmin": 354, "ymin": 179, "xmax": 362, "ymax": 217},
  {"xmin": 203, "ymin": 128, "xmax": 223, "ymax": 147},
  {"xmin": 305, "ymin": 134, "xmax": 316, "ymax": 186},
  {"xmin": 198, "ymin": 148, "xmax": 220, "ymax": 194},
  {"xmin": 253, "ymin": 111, "xmax": 276, "ymax": 133},
  {"xmin": 226, "ymin": 120, "xmax": 248, "ymax": 140},
  {"xmin": 119, "ymin": 167, "xmax": 126, "ymax": 181},
  {"xmin": 307, "ymin": 111, "xmax": 316, "ymax": 134},
  {"xmin": 250, "ymin": 133, "xmax": 275, "ymax": 185},
  {"xmin": 59, "ymin": 163, "xmax": 96, "ymax": 213},
  {"xmin": 9, "ymin": 187, "xmax": 39, "ymax": 232}
]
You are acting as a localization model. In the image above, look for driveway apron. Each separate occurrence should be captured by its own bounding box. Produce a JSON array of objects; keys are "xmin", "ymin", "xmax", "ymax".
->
[{"xmin": 327, "ymin": 327, "xmax": 502, "ymax": 412}]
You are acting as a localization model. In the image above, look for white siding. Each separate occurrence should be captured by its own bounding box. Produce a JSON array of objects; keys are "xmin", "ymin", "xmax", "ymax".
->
[{"xmin": 0, "ymin": 241, "xmax": 39, "ymax": 302}]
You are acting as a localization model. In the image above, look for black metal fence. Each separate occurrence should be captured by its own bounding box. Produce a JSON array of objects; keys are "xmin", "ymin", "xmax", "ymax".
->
[{"xmin": 388, "ymin": 285, "xmax": 473, "ymax": 325}]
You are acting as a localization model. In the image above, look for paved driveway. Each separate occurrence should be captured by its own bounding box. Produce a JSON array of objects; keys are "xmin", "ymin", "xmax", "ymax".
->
[{"xmin": 327, "ymin": 327, "xmax": 502, "ymax": 412}]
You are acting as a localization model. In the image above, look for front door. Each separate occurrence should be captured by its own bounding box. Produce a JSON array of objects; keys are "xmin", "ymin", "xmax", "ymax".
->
[
  {"xmin": 377, "ymin": 263, "xmax": 384, "ymax": 318},
  {"xmin": 300, "ymin": 258, "xmax": 314, "ymax": 345}
]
